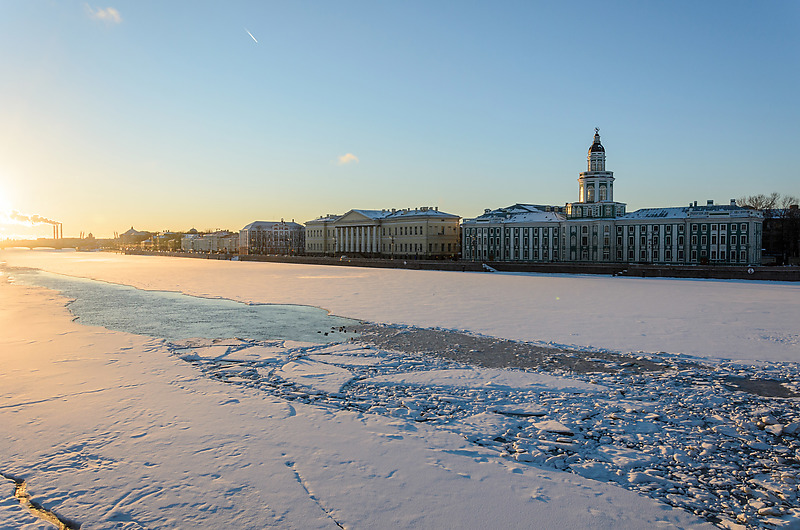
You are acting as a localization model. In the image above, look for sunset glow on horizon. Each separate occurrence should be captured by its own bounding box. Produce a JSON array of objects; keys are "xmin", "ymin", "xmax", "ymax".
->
[{"xmin": 1, "ymin": 1, "xmax": 798, "ymax": 239}]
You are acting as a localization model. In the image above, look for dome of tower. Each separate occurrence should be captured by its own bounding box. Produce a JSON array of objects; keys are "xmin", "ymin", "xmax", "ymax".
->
[{"xmin": 589, "ymin": 130, "xmax": 605, "ymax": 153}]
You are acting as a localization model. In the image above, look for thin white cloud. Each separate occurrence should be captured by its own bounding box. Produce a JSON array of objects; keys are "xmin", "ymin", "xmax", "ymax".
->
[
  {"xmin": 85, "ymin": 4, "xmax": 122, "ymax": 24},
  {"xmin": 337, "ymin": 153, "xmax": 359, "ymax": 165}
]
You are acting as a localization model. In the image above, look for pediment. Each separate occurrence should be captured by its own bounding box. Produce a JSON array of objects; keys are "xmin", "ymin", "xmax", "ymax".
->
[{"xmin": 337, "ymin": 210, "xmax": 380, "ymax": 224}]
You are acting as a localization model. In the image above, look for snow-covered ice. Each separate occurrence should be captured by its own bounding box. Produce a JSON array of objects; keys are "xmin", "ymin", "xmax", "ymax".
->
[
  {"xmin": 2, "ymin": 250, "xmax": 799, "ymax": 529},
  {"xmin": 3, "ymin": 249, "xmax": 798, "ymax": 361}
]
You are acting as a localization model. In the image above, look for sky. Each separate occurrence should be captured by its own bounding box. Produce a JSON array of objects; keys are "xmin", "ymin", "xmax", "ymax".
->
[{"xmin": 1, "ymin": 1, "xmax": 798, "ymax": 239}]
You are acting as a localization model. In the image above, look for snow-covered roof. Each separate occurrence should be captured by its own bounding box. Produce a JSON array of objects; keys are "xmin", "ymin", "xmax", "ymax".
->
[
  {"xmin": 241, "ymin": 221, "xmax": 304, "ymax": 231},
  {"xmin": 330, "ymin": 207, "xmax": 460, "ymax": 224},
  {"xmin": 623, "ymin": 205, "xmax": 762, "ymax": 220},
  {"xmin": 464, "ymin": 204, "xmax": 565, "ymax": 224},
  {"xmin": 384, "ymin": 207, "xmax": 459, "ymax": 220},
  {"xmin": 305, "ymin": 214, "xmax": 342, "ymax": 225}
]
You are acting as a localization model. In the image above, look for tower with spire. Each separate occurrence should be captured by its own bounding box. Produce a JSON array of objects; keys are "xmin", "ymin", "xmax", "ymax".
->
[{"xmin": 567, "ymin": 129, "xmax": 626, "ymax": 218}]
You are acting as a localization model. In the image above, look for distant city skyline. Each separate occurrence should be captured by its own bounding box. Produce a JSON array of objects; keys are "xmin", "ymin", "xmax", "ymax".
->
[{"xmin": 1, "ymin": 1, "xmax": 798, "ymax": 238}]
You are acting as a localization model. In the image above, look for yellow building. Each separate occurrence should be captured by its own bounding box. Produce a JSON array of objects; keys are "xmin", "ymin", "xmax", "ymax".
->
[{"xmin": 306, "ymin": 207, "xmax": 460, "ymax": 259}]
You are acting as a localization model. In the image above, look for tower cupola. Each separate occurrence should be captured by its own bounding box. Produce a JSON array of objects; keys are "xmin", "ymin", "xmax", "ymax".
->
[
  {"xmin": 588, "ymin": 128, "xmax": 606, "ymax": 171},
  {"xmin": 567, "ymin": 128, "xmax": 625, "ymax": 219}
]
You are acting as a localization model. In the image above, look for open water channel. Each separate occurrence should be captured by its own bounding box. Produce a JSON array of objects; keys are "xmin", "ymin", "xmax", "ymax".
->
[{"xmin": 5, "ymin": 267, "xmax": 358, "ymax": 343}]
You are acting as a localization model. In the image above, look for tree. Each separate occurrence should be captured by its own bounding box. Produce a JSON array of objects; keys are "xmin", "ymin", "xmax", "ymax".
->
[
  {"xmin": 741, "ymin": 193, "xmax": 800, "ymax": 264},
  {"xmin": 737, "ymin": 192, "xmax": 781, "ymax": 210}
]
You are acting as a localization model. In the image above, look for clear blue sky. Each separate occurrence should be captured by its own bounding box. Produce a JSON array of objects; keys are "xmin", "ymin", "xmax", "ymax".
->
[{"xmin": 1, "ymin": 1, "xmax": 798, "ymax": 238}]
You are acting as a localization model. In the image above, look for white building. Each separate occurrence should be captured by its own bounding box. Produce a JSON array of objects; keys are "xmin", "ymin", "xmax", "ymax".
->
[
  {"xmin": 305, "ymin": 207, "xmax": 460, "ymax": 259},
  {"xmin": 239, "ymin": 220, "xmax": 305, "ymax": 255},
  {"xmin": 462, "ymin": 130, "xmax": 763, "ymax": 265}
]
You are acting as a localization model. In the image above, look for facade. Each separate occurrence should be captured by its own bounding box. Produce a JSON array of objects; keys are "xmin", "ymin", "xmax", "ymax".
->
[
  {"xmin": 462, "ymin": 130, "xmax": 763, "ymax": 265},
  {"xmin": 305, "ymin": 207, "xmax": 460, "ymax": 259},
  {"xmin": 181, "ymin": 231, "xmax": 238, "ymax": 253},
  {"xmin": 239, "ymin": 220, "xmax": 305, "ymax": 255},
  {"xmin": 761, "ymin": 206, "xmax": 800, "ymax": 265},
  {"xmin": 305, "ymin": 214, "xmax": 341, "ymax": 255}
]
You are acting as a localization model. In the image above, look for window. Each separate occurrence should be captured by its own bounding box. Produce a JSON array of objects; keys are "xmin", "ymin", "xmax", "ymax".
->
[
  {"xmin": 721, "ymin": 234, "xmax": 727, "ymax": 245},
  {"xmin": 741, "ymin": 224, "xmax": 747, "ymax": 232},
  {"xmin": 691, "ymin": 224, "xmax": 698, "ymax": 232},
  {"xmin": 711, "ymin": 235, "xmax": 717, "ymax": 244},
  {"xmin": 711, "ymin": 224, "xmax": 718, "ymax": 231},
  {"xmin": 741, "ymin": 235, "xmax": 748, "ymax": 244},
  {"xmin": 701, "ymin": 235, "xmax": 707, "ymax": 245},
  {"xmin": 691, "ymin": 235, "xmax": 697, "ymax": 245},
  {"xmin": 731, "ymin": 235, "xmax": 737, "ymax": 245}
]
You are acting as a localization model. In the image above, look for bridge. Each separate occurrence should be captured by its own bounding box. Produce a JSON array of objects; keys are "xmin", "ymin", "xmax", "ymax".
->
[{"xmin": 0, "ymin": 238, "xmax": 99, "ymax": 250}]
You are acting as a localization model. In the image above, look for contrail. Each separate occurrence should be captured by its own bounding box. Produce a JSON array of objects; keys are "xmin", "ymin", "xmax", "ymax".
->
[{"xmin": 245, "ymin": 28, "xmax": 258, "ymax": 44}]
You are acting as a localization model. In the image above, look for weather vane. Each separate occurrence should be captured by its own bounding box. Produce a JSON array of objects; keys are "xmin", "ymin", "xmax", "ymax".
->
[{"xmin": 595, "ymin": 127, "xmax": 599, "ymax": 134}]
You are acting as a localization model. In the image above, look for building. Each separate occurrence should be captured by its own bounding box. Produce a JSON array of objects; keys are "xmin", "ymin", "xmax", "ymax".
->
[
  {"xmin": 305, "ymin": 207, "xmax": 460, "ymax": 259},
  {"xmin": 119, "ymin": 227, "xmax": 152, "ymax": 248},
  {"xmin": 239, "ymin": 220, "xmax": 305, "ymax": 255},
  {"xmin": 462, "ymin": 130, "xmax": 763, "ymax": 265},
  {"xmin": 181, "ymin": 230, "xmax": 238, "ymax": 253},
  {"xmin": 305, "ymin": 214, "xmax": 341, "ymax": 255},
  {"xmin": 761, "ymin": 205, "xmax": 800, "ymax": 265}
]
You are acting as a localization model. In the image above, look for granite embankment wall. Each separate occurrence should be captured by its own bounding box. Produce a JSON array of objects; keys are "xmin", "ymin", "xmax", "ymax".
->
[{"xmin": 122, "ymin": 250, "xmax": 800, "ymax": 281}]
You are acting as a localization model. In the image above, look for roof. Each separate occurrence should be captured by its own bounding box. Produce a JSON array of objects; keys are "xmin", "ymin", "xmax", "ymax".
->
[
  {"xmin": 241, "ymin": 221, "xmax": 304, "ymax": 231},
  {"xmin": 589, "ymin": 131, "xmax": 605, "ymax": 153},
  {"xmin": 622, "ymin": 205, "xmax": 763, "ymax": 220},
  {"xmin": 384, "ymin": 208, "xmax": 459, "ymax": 220},
  {"xmin": 463, "ymin": 204, "xmax": 565, "ymax": 224},
  {"xmin": 121, "ymin": 227, "xmax": 150, "ymax": 236}
]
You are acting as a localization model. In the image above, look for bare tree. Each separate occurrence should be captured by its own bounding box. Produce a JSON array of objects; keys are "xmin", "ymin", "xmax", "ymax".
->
[
  {"xmin": 737, "ymin": 192, "xmax": 781, "ymax": 210},
  {"xmin": 779, "ymin": 195, "xmax": 800, "ymax": 210},
  {"xmin": 745, "ymin": 193, "xmax": 800, "ymax": 264}
]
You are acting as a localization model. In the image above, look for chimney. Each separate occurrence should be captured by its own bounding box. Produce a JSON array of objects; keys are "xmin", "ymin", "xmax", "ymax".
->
[
  {"xmin": 707, "ymin": 200, "xmax": 714, "ymax": 206},
  {"xmin": 434, "ymin": 206, "xmax": 438, "ymax": 211},
  {"xmin": 730, "ymin": 199, "xmax": 736, "ymax": 206},
  {"xmin": 694, "ymin": 201, "xmax": 698, "ymax": 207}
]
